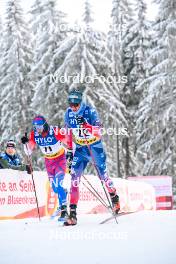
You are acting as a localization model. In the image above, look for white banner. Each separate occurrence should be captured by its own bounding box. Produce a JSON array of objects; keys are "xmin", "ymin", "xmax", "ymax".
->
[
  {"xmin": 0, "ymin": 170, "xmax": 156, "ymax": 220},
  {"xmin": 128, "ymin": 176, "xmax": 173, "ymax": 209}
]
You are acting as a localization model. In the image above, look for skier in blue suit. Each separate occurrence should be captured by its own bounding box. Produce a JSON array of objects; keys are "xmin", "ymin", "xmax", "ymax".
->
[{"xmin": 64, "ymin": 89, "xmax": 120, "ymax": 226}]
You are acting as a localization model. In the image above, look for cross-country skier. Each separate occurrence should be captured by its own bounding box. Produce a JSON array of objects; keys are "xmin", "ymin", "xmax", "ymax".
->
[
  {"xmin": 64, "ymin": 89, "xmax": 120, "ymax": 226},
  {"xmin": 0, "ymin": 140, "xmax": 31, "ymax": 173},
  {"xmin": 21, "ymin": 115, "xmax": 73, "ymax": 221}
]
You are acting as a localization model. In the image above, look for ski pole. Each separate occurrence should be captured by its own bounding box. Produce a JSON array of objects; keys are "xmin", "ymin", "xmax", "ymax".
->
[
  {"xmin": 81, "ymin": 180, "xmax": 114, "ymax": 214},
  {"xmin": 82, "ymin": 181, "xmax": 108, "ymax": 209},
  {"xmin": 66, "ymin": 146, "xmax": 109, "ymax": 209},
  {"xmin": 81, "ymin": 125, "xmax": 118, "ymax": 224},
  {"xmin": 25, "ymin": 133, "xmax": 41, "ymax": 221},
  {"xmin": 82, "ymin": 175, "xmax": 109, "ymax": 209}
]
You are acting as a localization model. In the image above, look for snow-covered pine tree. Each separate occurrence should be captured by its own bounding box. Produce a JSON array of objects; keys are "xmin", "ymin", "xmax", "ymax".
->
[
  {"xmin": 28, "ymin": 0, "xmax": 68, "ymax": 169},
  {"xmin": 0, "ymin": 17, "xmax": 4, "ymax": 137},
  {"xmin": 121, "ymin": 0, "xmax": 151, "ymax": 177},
  {"xmin": 47, "ymin": 0, "xmax": 127, "ymax": 177},
  {"xmin": 136, "ymin": 0, "xmax": 176, "ymax": 183},
  {"xmin": 29, "ymin": 0, "xmax": 45, "ymax": 36},
  {"xmin": 109, "ymin": 0, "xmax": 146, "ymax": 177},
  {"xmin": 0, "ymin": 17, "xmax": 3, "ymax": 55},
  {"xmin": 30, "ymin": 0, "xmax": 68, "ymax": 124},
  {"xmin": 122, "ymin": 0, "xmax": 151, "ymax": 107},
  {"xmin": 83, "ymin": 0, "xmax": 94, "ymax": 26},
  {"xmin": 0, "ymin": 0, "xmax": 34, "ymax": 143},
  {"xmin": 111, "ymin": 0, "xmax": 134, "ymax": 43},
  {"xmin": 107, "ymin": 0, "xmax": 128, "ymax": 178}
]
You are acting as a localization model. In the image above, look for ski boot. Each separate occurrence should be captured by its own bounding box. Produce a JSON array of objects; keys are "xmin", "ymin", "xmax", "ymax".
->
[
  {"xmin": 64, "ymin": 204, "xmax": 77, "ymax": 226},
  {"xmin": 110, "ymin": 192, "xmax": 120, "ymax": 214},
  {"xmin": 58, "ymin": 205, "xmax": 68, "ymax": 222}
]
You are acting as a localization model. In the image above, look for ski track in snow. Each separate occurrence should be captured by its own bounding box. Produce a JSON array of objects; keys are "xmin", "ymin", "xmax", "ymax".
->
[{"xmin": 0, "ymin": 210, "xmax": 176, "ymax": 264}]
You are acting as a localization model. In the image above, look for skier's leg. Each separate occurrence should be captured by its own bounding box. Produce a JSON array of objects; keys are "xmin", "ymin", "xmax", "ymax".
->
[
  {"xmin": 45, "ymin": 156, "xmax": 68, "ymax": 219},
  {"xmin": 45, "ymin": 158, "xmax": 61, "ymax": 217},
  {"xmin": 54, "ymin": 155, "xmax": 67, "ymax": 205},
  {"xmin": 64, "ymin": 149, "xmax": 89, "ymax": 226},
  {"xmin": 53, "ymin": 154, "xmax": 69, "ymax": 221},
  {"xmin": 90, "ymin": 141, "xmax": 120, "ymax": 214},
  {"xmin": 70, "ymin": 157, "xmax": 88, "ymax": 204}
]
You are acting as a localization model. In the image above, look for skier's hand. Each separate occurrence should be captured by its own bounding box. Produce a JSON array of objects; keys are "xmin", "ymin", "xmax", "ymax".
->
[
  {"xmin": 66, "ymin": 150, "xmax": 73, "ymax": 173},
  {"xmin": 76, "ymin": 116, "xmax": 86, "ymax": 125},
  {"xmin": 66, "ymin": 150, "xmax": 73, "ymax": 162},
  {"xmin": 21, "ymin": 135, "xmax": 29, "ymax": 144},
  {"xmin": 26, "ymin": 164, "xmax": 32, "ymax": 174}
]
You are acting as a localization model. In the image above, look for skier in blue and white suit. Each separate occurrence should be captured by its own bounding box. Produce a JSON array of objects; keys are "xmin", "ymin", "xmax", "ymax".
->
[{"xmin": 64, "ymin": 89, "xmax": 120, "ymax": 226}]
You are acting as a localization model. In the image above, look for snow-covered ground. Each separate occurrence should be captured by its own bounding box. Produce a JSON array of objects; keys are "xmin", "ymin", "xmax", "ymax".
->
[{"xmin": 1, "ymin": 210, "xmax": 176, "ymax": 264}]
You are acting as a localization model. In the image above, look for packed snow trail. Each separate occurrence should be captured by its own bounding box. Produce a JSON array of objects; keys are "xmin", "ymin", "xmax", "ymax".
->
[{"xmin": 0, "ymin": 210, "xmax": 175, "ymax": 264}]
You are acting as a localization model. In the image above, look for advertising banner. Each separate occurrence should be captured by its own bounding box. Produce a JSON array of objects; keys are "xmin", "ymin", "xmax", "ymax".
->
[
  {"xmin": 128, "ymin": 176, "xmax": 173, "ymax": 210},
  {"xmin": 0, "ymin": 170, "xmax": 156, "ymax": 220}
]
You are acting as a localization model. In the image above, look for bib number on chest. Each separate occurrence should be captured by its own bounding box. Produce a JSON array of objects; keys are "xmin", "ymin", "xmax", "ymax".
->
[{"xmin": 72, "ymin": 127, "xmax": 97, "ymax": 145}]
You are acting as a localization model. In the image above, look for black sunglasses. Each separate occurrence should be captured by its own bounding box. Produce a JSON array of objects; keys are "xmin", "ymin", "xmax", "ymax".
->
[{"xmin": 69, "ymin": 103, "xmax": 80, "ymax": 107}]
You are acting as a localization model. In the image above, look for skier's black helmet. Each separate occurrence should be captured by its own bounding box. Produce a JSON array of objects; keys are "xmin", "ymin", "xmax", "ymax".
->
[{"xmin": 68, "ymin": 89, "xmax": 83, "ymax": 104}]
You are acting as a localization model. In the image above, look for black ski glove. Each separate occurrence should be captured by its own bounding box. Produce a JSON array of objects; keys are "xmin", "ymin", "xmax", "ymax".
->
[
  {"xmin": 76, "ymin": 116, "xmax": 86, "ymax": 125},
  {"xmin": 21, "ymin": 136, "xmax": 29, "ymax": 144},
  {"xmin": 26, "ymin": 165, "xmax": 32, "ymax": 174},
  {"xmin": 66, "ymin": 150, "xmax": 73, "ymax": 173}
]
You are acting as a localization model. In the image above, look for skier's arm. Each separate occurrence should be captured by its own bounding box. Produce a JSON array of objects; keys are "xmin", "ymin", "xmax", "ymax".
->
[
  {"xmin": 76, "ymin": 108, "xmax": 102, "ymax": 137},
  {"xmin": 54, "ymin": 112, "xmax": 73, "ymax": 150},
  {"xmin": 64, "ymin": 112, "xmax": 73, "ymax": 150},
  {"xmin": 76, "ymin": 108, "xmax": 102, "ymax": 127},
  {"xmin": 54, "ymin": 127, "xmax": 73, "ymax": 150},
  {"xmin": 21, "ymin": 131, "xmax": 36, "ymax": 156},
  {"xmin": 87, "ymin": 108, "xmax": 102, "ymax": 127}
]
